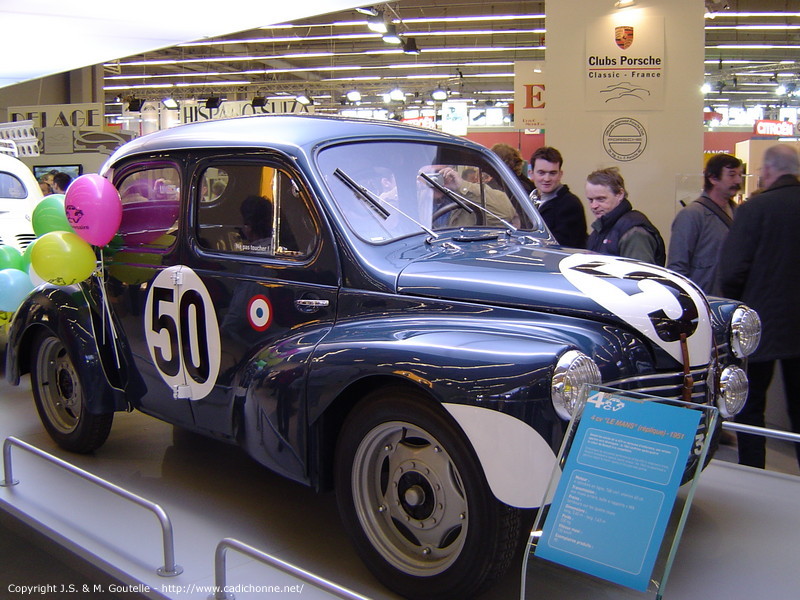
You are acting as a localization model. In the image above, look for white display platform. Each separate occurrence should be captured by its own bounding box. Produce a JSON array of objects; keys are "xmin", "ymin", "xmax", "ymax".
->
[{"xmin": 1, "ymin": 375, "xmax": 799, "ymax": 600}]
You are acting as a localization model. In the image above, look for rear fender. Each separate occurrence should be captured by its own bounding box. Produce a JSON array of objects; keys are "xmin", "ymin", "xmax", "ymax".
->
[{"xmin": 5, "ymin": 283, "xmax": 128, "ymax": 415}]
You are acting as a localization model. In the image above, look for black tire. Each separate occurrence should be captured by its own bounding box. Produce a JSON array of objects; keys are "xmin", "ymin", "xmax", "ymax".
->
[
  {"xmin": 335, "ymin": 387, "xmax": 522, "ymax": 600},
  {"xmin": 30, "ymin": 331, "xmax": 113, "ymax": 453}
]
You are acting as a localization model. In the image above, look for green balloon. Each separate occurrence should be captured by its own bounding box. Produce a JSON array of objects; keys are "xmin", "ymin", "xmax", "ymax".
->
[
  {"xmin": 0, "ymin": 245, "xmax": 23, "ymax": 271},
  {"xmin": 20, "ymin": 239, "xmax": 36, "ymax": 272},
  {"xmin": 32, "ymin": 194, "xmax": 74, "ymax": 237}
]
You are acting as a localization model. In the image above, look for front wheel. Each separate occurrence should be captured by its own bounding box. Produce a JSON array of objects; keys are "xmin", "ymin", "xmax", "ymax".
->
[
  {"xmin": 335, "ymin": 387, "xmax": 522, "ymax": 599},
  {"xmin": 30, "ymin": 331, "xmax": 113, "ymax": 453}
]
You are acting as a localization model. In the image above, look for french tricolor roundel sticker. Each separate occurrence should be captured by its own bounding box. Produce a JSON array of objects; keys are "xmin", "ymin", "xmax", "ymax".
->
[{"xmin": 247, "ymin": 295, "xmax": 272, "ymax": 331}]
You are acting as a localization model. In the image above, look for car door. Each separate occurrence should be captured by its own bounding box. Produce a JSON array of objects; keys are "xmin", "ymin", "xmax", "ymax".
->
[{"xmin": 182, "ymin": 154, "xmax": 339, "ymax": 479}]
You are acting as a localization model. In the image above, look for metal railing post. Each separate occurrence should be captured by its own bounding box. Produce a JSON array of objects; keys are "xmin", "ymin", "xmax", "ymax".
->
[
  {"xmin": 209, "ymin": 537, "xmax": 371, "ymax": 600},
  {"xmin": 0, "ymin": 436, "xmax": 183, "ymax": 576}
]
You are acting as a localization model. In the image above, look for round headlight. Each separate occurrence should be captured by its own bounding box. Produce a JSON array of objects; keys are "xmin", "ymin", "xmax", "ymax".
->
[
  {"xmin": 718, "ymin": 365, "xmax": 748, "ymax": 418},
  {"xmin": 730, "ymin": 305, "xmax": 761, "ymax": 358},
  {"xmin": 551, "ymin": 350, "xmax": 601, "ymax": 420}
]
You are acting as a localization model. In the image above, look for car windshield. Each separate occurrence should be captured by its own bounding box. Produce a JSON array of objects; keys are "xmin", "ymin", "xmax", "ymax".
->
[{"xmin": 317, "ymin": 140, "xmax": 542, "ymax": 243}]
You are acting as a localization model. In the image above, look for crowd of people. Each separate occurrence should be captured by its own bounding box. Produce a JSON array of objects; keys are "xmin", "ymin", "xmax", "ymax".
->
[{"xmin": 490, "ymin": 142, "xmax": 799, "ymax": 471}]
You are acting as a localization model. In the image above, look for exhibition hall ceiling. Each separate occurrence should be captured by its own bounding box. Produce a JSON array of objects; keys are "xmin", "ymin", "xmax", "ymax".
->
[
  {"xmin": 97, "ymin": 0, "xmax": 800, "ymax": 115},
  {"xmin": 3, "ymin": 1, "xmax": 799, "ymax": 114}
]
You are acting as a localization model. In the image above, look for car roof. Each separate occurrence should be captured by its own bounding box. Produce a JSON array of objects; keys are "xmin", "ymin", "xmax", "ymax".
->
[{"xmin": 103, "ymin": 114, "xmax": 475, "ymax": 168}]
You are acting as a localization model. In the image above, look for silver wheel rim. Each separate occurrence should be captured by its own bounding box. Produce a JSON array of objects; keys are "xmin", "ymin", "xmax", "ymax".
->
[
  {"xmin": 352, "ymin": 420, "xmax": 468, "ymax": 576},
  {"xmin": 34, "ymin": 337, "xmax": 82, "ymax": 435}
]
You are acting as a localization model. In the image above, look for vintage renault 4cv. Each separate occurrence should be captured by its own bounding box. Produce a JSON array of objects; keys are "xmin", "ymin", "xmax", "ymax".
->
[{"xmin": 5, "ymin": 115, "xmax": 760, "ymax": 599}]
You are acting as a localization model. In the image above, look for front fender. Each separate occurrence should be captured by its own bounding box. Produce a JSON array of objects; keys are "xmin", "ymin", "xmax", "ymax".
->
[
  {"xmin": 5, "ymin": 284, "xmax": 127, "ymax": 415},
  {"xmin": 308, "ymin": 318, "xmax": 573, "ymax": 423}
]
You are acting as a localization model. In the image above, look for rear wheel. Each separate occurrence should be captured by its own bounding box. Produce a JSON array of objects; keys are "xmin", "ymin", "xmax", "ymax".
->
[
  {"xmin": 335, "ymin": 387, "xmax": 522, "ymax": 599},
  {"xmin": 30, "ymin": 331, "xmax": 113, "ymax": 453}
]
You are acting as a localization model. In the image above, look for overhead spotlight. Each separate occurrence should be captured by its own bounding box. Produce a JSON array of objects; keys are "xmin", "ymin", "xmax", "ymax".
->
[
  {"xmin": 355, "ymin": 6, "xmax": 379, "ymax": 16},
  {"xmin": 389, "ymin": 88, "xmax": 405, "ymax": 102},
  {"xmin": 614, "ymin": 0, "xmax": 635, "ymax": 6},
  {"xmin": 205, "ymin": 97, "xmax": 222, "ymax": 109},
  {"xmin": 367, "ymin": 12, "xmax": 387, "ymax": 33},
  {"xmin": 162, "ymin": 97, "xmax": 179, "ymax": 109},
  {"xmin": 402, "ymin": 37, "xmax": 421, "ymax": 55},
  {"xmin": 127, "ymin": 97, "xmax": 144, "ymax": 111},
  {"xmin": 296, "ymin": 93, "xmax": 313, "ymax": 106},
  {"xmin": 382, "ymin": 24, "xmax": 402, "ymax": 44},
  {"xmin": 432, "ymin": 88, "xmax": 448, "ymax": 101},
  {"xmin": 701, "ymin": 83, "xmax": 712, "ymax": 95},
  {"xmin": 346, "ymin": 89, "xmax": 362, "ymax": 102},
  {"xmin": 252, "ymin": 96, "xmax": 267, "ymax": 108},
  {"xmin": 777, "ymin": 84, "xmax": 788, "ymax": 95}
]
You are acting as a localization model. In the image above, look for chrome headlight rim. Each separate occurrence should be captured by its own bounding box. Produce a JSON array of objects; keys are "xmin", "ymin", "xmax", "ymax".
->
[
  {"xmin": 718, "ymin": 364, "xmax": 748, "ymax": 419},
  {"xmin": 551, "ymin": 350, "xmax": 601, "ymax": 420},
  {"xmin": 730, "ymin": 305, "xmax": 761, "ymax": 359}
]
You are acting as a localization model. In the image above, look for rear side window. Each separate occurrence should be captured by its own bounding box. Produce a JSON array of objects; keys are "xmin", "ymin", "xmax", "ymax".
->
[
  {"xmin": 195, "ymin": 162, "xmax": 318, "ymax": 259},
  {"xmin": 0, "ymin": 172, "xmax": 27, "ymax": 199},
  {"xmin": 117, "ymin": 165, "xmax": 181, "ymax": 247}
]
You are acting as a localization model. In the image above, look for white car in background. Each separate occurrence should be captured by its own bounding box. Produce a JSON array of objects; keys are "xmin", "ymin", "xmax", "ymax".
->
[
  {"xmin": 0, "ymin": 152, "xmax": 43, "ymax": 348},
  {"xmin": 0, "ymin": 153, "xmax": 42, "ymax": 253}
]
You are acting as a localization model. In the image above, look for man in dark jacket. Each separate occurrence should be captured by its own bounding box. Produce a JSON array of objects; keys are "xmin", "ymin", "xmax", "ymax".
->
[
  {"xmin": 585, "ymin": 167, "xmax": 665, "ymax": 265},
  {"xmin": 529, "ymin": 146, "xmax": 587, "ymax": 248},
  {"xmin": 719, "ymin": 143, "xmax": 800, "ymax": 469}
]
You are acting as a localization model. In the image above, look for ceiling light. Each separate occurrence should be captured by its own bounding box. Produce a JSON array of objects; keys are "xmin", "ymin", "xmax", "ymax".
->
[
  {"xmin": 162, "ymin": 97, "xmax": 179, "ymax": 109},
  {"xmin": 367, "ymin": 13, "xmax": 387, "ymax": 33},
  {"xmin": 296, "ymin": 93, "xmax": 313, "ymax": 105},
  {"xmin": 615, "ymin": 0, "xmax": 636, "ymax": 7},
  {"xmin": 432, "ymin": 88, "xmax": 448, "ymax": 101},
  {"xmin": 355, "ymin": 6, "xmax": 379, "ymax": 16},
  {"xmin": 346, "ymin": 89, "xmax": 362, "ymax": 102},
  {"xmin": 382, "ymin": 24, "xmax": 402, "ymax": 44},
  {"xmin": 127, "ymin": 97, "xmax": 144, "ymax": 111},
  {"xmin": 403, "ymin": 37, "xmax": 421, "ymax": 55},
  {"xmin": 205, "ymin": 96, "xmax": 222, "ymax": 109},
  {"xmin": 252, "ymin": 96, "xmax": 267, "ymax": 107},
  {"xmin": 389, "ymin": 88, "xmax": 405, "ymax": 102}
]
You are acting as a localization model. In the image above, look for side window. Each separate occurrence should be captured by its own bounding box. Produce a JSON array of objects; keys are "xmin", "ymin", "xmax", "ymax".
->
[
  {"xmin": 0, "ymin": 172, "xmax": 27, "ymax": 199},
  {"xmin": 117, "ymin": 165, "xmax": 181, "ymax": 247},
  {"xmin": 196, "ymin": 163, "xmax": 317, "ymax": 259}
]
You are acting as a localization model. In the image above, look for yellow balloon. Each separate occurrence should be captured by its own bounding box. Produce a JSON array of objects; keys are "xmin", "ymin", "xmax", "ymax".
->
[{"xmin": 30, "ymin": 231, "xmax": 97, "ymax": 286}]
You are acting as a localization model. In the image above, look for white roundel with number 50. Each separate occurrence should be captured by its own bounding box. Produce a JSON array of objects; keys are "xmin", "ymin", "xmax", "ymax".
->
[{"xmin": 144, "ymin": 265, "xmax": 221, "ymax": 400}]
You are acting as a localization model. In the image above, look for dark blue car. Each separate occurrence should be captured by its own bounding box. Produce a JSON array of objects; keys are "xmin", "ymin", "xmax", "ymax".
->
[{"xmin": 5, "ymin": 114, "xmax": 761, "ymax": 599}]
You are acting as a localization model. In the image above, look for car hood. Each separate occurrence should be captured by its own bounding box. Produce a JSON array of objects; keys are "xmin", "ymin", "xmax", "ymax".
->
[{"xmin": 396, "ymin": 240, "xmax": 713, "ymax": 367}]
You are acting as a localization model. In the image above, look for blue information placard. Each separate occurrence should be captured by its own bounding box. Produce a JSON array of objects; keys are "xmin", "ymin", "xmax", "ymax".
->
[{"xmin": 535, "ymin": 391, "xmax": 702, "ymax": 591}]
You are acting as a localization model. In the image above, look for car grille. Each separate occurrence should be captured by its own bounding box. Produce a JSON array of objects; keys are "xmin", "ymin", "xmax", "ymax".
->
[
  {"xmin": 0, "ymin": 233, "xmax": 36, "ymax": 251},
  {"xmin": 604, "ymin": 366, "xmax": 712, "ymax": 404}
]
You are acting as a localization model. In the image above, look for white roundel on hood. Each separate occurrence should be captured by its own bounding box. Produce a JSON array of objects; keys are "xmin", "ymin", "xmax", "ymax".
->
[{"xmin": 560, "ymin": 253, "xmax": 712, "ymax": 366}]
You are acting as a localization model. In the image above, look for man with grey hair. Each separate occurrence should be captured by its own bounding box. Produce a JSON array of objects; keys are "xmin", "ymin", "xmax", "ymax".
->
[{"xmin": 719, "ymin": 143, "xmax": 800, "ymax": 469}]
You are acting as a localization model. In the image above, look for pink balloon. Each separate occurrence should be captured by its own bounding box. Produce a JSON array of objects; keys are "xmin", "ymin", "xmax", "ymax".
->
[{"xmin": 64, "ymin": 174, "xmax": 123, "ymax": 246}]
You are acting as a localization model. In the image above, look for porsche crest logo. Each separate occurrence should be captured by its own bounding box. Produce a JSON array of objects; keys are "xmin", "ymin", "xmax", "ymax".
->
[{"xmin": 615, "ymin": 26, "xmax": 634, "ymax": 50}]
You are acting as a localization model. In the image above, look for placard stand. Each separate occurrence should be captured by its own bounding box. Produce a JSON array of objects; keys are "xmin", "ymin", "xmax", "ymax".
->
[{"xmin": 521, "ymin": 385, "xmax": 719, "ymax": 599}]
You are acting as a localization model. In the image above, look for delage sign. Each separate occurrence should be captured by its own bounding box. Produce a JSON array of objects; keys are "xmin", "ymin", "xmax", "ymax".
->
[{"xmin": 754, "ymin": 119, "xmax": 795, "ymax": 137}]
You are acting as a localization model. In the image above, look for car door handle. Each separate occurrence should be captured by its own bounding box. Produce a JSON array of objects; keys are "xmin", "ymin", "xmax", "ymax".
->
[{"xmin": 294, "ymin": 298, "xmax": 330, "ymax": 312}]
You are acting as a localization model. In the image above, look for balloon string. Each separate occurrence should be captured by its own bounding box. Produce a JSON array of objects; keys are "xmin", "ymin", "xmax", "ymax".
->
[{"xmin": 98, "ymin": 248, "xmax": 122, "ymax": 370}]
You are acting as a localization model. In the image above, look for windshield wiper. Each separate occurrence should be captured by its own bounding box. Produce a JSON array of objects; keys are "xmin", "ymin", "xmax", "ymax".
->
[
  {"xmin": 419, "ymin": 172, "xmax": 518, "ymax": 232},
  {"xmin": 334, "ymin": 168, "xmax": 438, "ymax": 239}
]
